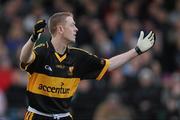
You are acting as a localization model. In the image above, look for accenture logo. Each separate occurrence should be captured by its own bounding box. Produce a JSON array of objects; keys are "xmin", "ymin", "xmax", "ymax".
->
[{"xmin": 38, "ymin": 82, "xmax": 70, "ymax": 94}]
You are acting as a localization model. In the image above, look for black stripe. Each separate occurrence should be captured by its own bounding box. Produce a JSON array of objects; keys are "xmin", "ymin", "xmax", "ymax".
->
[
  {"xmin": 27, "ymin": 91, "xmax": 72, "ymax": 114},
  {"xmin": 26, "ymin": 112, "xmax": 31, "ymax": 120}
]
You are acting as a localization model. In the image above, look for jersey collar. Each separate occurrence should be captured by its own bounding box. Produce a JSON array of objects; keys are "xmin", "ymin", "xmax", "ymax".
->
[{"xmin": 48, "ymin": 40, "xmax": 69, "ymax": 63}]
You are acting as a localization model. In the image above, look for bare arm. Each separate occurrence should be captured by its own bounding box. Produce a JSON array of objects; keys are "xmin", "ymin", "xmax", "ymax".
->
[
  {"xmin": 108, "ymin": 31, "xmax": 156, "ymax": 71},
  {"xmin": 108, "ymin": 48, "xmax": 138, "ymax": 71},
  {"xmin": 20, "ymin": 19, "xmax": 46, "ymax": 64},
  {"xmin": 20, "ymin": 36, "xmax": 35, "ymax": 64}
]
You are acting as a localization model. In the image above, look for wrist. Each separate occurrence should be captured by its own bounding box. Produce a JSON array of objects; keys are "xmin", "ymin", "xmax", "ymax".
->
[
  {"xmin": 30, "ymin": 33, "xmax": 38, "ymax": 42},
  {"xmin": 135, "ymin": 46, "xmax": 142, "ymax": 55}
]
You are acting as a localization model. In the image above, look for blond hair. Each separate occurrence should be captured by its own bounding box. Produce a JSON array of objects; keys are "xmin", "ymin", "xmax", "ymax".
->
[{"xmin": 48, "ymin": 12, "xmax": 73, "ymax": 35}]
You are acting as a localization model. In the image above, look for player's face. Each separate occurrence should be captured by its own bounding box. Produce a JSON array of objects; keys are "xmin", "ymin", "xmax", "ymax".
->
[{"xmin": 62, "ymin": 16, "xmax": 78, "ymax": 43}]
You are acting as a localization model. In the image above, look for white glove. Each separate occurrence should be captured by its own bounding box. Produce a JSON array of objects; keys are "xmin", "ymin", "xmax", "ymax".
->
[{"xmin": 135, "ymin": 31, "xmax": 155, "ymax": 55}]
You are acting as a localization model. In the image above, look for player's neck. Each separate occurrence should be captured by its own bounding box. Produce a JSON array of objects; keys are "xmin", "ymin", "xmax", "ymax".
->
[{"xmin": 51, "ymin": 36, "xmax": 67, "ymax": 55}]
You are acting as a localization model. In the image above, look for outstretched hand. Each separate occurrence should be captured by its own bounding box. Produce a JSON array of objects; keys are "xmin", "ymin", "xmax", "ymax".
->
[{"xmin": 135, "ymin": 31, "xmax": 156, "ymax": 55}]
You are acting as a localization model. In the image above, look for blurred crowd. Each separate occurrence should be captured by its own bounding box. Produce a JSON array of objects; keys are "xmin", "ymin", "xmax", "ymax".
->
[{"xmin": 0, "ymin": 0, "xmax": 180, "ymax": 120}]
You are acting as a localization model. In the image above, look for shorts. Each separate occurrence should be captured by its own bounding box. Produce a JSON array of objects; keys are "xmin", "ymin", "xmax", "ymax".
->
[{"xmin": 24, "ymin": 111, "xmax": 73, "ymax": 120}]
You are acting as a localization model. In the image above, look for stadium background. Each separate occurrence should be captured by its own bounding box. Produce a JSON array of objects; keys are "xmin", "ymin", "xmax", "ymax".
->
[{"xmin": 0, "ymin": 0, "xmax": 180, "ymax": 120}]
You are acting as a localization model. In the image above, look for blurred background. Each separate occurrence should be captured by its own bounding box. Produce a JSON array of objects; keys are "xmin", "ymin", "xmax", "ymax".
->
[{"xmin": 0, "ymin": 0, "xmax": 180, "ymax": 120}]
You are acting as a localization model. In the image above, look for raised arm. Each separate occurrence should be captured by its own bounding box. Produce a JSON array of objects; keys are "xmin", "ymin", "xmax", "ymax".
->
[
  {"xmin": 20, "ymin": 37, "xmax": 35, "ymax": 64},
  {"xmin": 108, "ymin": 31, "xmax": 155, "ymax": 71},
  {"xmin": 20, "ymin": 20, "xmax": 46, "ymax": 64}
]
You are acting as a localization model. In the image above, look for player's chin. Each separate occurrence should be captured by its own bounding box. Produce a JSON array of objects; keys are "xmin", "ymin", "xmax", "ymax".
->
[
  {"xmin": 68, "ymin": 38, "xmax": 76, "ymax": 43},
  {"xmin": 71, "ymin": 36, "xmax": 76, "ymax": 42}
]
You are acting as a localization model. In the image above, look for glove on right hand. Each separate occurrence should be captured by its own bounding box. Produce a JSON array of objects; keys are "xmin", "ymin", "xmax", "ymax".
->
[{"xmin": 31, "ymin": 19, "xmax": 47, "ymax": 42}]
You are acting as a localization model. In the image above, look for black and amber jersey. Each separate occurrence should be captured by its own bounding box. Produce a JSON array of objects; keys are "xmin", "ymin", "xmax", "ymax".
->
[{"xmin": 20, "ymin": 41, "xmax": 110, "ymax": 114}]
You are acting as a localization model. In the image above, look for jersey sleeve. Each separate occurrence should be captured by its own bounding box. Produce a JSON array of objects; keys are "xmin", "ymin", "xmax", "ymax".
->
[
  {"xmin": 20, "ymin": 43, "xmax": 47, "ymax": 74},
  {"xmin": 76, "ymin": 50, "xmax": 110, "ymax": 80}
]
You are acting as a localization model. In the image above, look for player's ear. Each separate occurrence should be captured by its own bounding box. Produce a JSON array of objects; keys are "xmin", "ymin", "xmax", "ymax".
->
[{"xmin": 57, "ymin": 25, "xmax": 64, "ymax": 34}]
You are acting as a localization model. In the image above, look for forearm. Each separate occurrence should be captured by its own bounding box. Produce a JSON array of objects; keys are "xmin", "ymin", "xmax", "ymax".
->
[
  {"xmin": 20, "ymin": 19, "xmax": 46, "ymax": 64},
  {"xmin": 108, "ymin": 48, "xmax": 138, "ymax": 71},
  {"xmin": 20, "ymin": 36, "xmax": 35, "ymax": 63}
]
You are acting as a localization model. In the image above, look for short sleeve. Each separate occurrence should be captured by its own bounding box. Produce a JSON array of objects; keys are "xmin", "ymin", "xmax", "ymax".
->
[
  {"xmin": 20, "ymin": 43, "xmax": 46, "ymax": 73},
  {"xmin": 76, "ymin": 51, "xmax": 110, "ymax": 80}
]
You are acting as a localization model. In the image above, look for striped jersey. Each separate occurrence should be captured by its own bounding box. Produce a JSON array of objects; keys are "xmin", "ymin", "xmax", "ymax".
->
[{"xmin": 20, "ymin": 41, "xmax": 110, "ymax": 114}]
